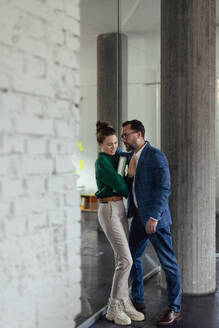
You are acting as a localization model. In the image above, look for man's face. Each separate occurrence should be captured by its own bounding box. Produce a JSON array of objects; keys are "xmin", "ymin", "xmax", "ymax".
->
[{"xmin": 121, "ymin": 124, "xmax": 139, "ymax": 151}]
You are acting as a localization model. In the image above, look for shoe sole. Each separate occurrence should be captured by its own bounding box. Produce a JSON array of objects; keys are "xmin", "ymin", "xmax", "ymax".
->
[
  {"xmin": 106, "ymin": 313, "xmax": 131, "ymax": 326},
  {"xmin": 156, "ymin": 316, "xmax": 182, "ymax": 326},
  {"xmin": 126, "ymin": 314, "xmax": 145, "ymax": 322},
  {"xmin": 130, "ymin": 317, "xmax": 145, "ymax": 322}
]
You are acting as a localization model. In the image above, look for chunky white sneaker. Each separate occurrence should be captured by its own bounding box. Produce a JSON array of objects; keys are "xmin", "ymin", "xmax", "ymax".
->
[
  {"xmin": 120, "ymin": 297, "xmax": 145, "ymax": 321},
  {"xmin": 106, "ymin": 298, "xmax": 131, "ymax": 326}
]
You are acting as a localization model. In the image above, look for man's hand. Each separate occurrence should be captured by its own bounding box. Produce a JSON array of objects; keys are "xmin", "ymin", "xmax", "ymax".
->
[
  {"xmin": 128, "ymin": 155, "xmax": 136, "ymax": 177},
  {"xmin": 146, "ymin": 218, "xmax": 158, "ymax": 234}
]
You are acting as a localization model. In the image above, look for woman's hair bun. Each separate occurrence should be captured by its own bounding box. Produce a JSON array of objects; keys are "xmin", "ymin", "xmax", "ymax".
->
[
  {"xmin": 96, "ymin": 121, "xmax": 110, "ymax": 133},
  {"xmin": 96, "ymin": 120, "xmax": 116, "ymax": 144}
]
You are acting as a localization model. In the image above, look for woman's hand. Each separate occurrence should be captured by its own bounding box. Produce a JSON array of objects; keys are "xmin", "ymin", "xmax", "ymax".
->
[{"xmin": 128, "ymin": 155, "xmax": 136, "ymax": 177}]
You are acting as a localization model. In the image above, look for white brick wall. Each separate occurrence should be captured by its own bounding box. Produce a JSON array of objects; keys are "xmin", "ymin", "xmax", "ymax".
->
[{"xmin": 0, "ymin": 1, "xmax": 81, "ymax": 327}]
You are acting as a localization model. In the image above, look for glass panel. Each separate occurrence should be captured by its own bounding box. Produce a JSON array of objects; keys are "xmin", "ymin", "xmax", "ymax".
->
[
  {"xmin": 75, "ymin": 1, "xmax": 119, "ymax": 326},
  {"xmin": 119, "ymin": 0, "xmax": 161, "ymax": 265},
  {"xmin": 78, "ymin": 0, "xmax": 119, "ymax": 193},
  {"xmin": 120, "ymin": 0, "xmax": 161, "ymax": 147},
  {"xmin": 76, "ymin": 1, "xmax": 161, "ymax": 326}
]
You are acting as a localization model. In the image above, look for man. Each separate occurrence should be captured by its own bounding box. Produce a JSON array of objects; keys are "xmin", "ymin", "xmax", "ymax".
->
[{"xmin": 121, "ymin": 120, "xmax": 182, "ymax": 326}]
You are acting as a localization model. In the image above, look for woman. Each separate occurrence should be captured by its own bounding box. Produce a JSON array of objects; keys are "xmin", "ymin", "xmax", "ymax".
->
[{"xmin": 95, "ymin": 121, "xmax": 144, "ymax": 326}]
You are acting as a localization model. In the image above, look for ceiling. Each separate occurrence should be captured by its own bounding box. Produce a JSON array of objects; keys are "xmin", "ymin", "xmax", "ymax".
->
[
  {"xmin": 81, "ymin": 0, "xmax": 219, "ymax": 41},
  {"xmin": 80, "ymin": 0, "xmax": 160, "ymax": 41}
]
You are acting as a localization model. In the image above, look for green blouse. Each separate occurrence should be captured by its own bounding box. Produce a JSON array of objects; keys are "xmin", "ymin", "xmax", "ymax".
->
[{"xmin": 95, "ymin": 152, "xmax": 129, "ymax": 199}]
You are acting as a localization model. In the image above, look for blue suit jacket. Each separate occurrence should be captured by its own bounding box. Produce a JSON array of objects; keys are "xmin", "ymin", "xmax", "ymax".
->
[{"xmin": 118, "ymin": 142, "xmax": 172, "ymax": 229}]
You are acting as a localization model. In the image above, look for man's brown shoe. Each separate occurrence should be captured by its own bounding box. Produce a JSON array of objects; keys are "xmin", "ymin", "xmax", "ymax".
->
[
  {"xmin": 132, "ymin": 301, "xmax": 146, "ymax": 313},
  {"xmin": 156, "ymin": 309, "xmax": 182, "ymax": 326}
]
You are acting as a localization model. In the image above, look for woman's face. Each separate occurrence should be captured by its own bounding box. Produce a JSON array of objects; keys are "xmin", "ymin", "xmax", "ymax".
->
[{"xmin": 100, "ymin": 134, "xmax": 118, "ymax": 155}]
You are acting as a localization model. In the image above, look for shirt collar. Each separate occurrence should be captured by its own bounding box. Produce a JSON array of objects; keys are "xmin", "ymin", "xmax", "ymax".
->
[{"xmin": 134, "ymin": 142, "xmax": 147, "ymax": 161}]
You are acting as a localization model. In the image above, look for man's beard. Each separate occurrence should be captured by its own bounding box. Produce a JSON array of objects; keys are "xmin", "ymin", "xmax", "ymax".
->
[{"xmin": 124, "ymin": 141, "xmax": 138, "ymax": 151}]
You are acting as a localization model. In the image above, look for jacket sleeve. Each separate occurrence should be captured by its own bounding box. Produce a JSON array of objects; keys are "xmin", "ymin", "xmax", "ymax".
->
[
  {"xmin": 147, "ymin": 151, "xmax": 171, "ymax": 221},
  {"xmin": 96, "ymin": 157, "xmax": 129, "ymax": 198},
  {"xmin": 115, "ymin": 148, "xmax": 133, "ymax": 190},
  {"xmin": 116, "ymin": 147, "xmax": 133, "ymax": 163}
]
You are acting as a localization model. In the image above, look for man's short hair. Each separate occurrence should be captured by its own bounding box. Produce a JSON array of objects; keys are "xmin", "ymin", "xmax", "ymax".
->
[{"xmin": 122, "ymin": 120, "xmax": 145, "ymax": 138}]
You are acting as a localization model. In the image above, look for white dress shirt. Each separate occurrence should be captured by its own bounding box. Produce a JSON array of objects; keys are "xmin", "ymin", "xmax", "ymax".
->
[{"xmin": 132, "ymin": 143, "xmax": 146, "ymax": 208}]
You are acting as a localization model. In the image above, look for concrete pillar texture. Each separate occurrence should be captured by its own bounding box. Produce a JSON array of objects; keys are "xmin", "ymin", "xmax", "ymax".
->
[
  {"xmin": 161, "ymin": 0, "xmax": 216, "ymax": 294},
  {"xmin": 97, "ymin": 33, "xmax": 127, "ymax": 135}
]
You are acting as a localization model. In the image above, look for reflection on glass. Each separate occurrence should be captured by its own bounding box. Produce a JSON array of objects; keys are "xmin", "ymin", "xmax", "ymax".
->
[
  {"xmin": 76, "ymin": 1, "xmax": 161, "ymax": 326},
  {"xmin": 119, "ymin": 0, "xmax": 161, "ymax": 291},
  {"xmin": 120, "ymin": 0, "xmax": 160, "ymax": 147},
  {"xmin": 78, "ymin": 0, "xmax": 119, "ymax": 194},
  {"xmin": 75, "ymin": 1, "xmax": 119, "ymax": 326}
]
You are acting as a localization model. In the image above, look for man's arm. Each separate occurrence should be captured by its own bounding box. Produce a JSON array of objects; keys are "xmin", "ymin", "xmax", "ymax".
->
[
  {"xmin": 116, "ymin": 147, "xmax": 134, "ymax": 190},
  {"xmin": 148, "ymin": 150, "xmax": 171, "ymax": 221},
  {"xmin": 116, "ymin": 147, "xmax": 133, "ymax": 163}
]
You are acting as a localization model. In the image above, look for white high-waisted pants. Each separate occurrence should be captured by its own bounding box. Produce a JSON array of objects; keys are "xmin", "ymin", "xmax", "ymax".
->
[{"xmin": 98, "ymin": 200, "xmax": 133, "ymax": 300}]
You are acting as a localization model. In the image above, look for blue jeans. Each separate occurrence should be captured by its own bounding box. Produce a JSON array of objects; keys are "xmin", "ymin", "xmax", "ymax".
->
[{"xmin": 129, "ymin": 215, "xmax": 182, "ymax": 312}]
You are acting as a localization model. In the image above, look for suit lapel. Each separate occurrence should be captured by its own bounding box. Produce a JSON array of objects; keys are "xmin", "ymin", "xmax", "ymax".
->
[{"xmin": 135, "ymin": 141, "xmax": 150, "ymax": 179}]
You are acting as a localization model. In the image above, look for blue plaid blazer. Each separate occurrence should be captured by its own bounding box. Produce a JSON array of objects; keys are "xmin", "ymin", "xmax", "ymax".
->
[{"xmin": 118, "ymin": 141, "xmax": 172, "ymax": 229}]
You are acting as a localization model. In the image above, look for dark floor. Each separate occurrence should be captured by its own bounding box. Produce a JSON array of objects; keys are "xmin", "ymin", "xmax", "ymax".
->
[
  {"xmin": 92, "ymin": 260, "xmax": 219, "ymax": 328},
  {"xmin": 74, "ymin": 212, "xmax": 115, "ymax": 326},
  {"xmin": 92, "ymin": 215, "xmax": 219, "ymax": 328},
  {"xmin": 75, "ymin": 213, "xmax": 219, "ymax": 327}
]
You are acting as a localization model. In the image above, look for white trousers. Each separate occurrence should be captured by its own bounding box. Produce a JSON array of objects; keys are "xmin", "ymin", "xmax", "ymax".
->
[{"xmin": 98, "ymin": 200, "xmax": 133, "ymax": 300}]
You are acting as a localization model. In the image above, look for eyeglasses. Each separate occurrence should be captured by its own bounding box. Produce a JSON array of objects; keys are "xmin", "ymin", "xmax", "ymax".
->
[{"xmin": 120, "ymin": 131, "xmax": 137, "ymax": 140}]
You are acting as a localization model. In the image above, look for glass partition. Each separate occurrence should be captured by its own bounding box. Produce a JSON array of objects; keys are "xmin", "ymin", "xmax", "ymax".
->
[
  {"xmin": 76, "ymin": 1, "xmax": 161, "ymax": 326},
  {"xmin": 120, "ymin": 0, "xmax": 161, "ymax": 148},
  {"xmin": 77, "ymin": 0, "xmax": 119, "ymax": 194},
  {"xmin": 75, "ymin": 1, "xmax": 119, "ymax": 326},
  {"xmin": 119, "ymin": 0, "xmax": 161, "ymax": 287}
]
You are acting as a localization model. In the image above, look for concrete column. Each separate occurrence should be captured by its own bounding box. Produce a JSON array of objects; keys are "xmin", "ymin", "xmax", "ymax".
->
[
  {"xmin": 161, "ymin": 0, "xmax": 216, "ymax": 294},
  {"xmin": 97, "ymin": 33, "xmax": 127, "ymax": 135}
]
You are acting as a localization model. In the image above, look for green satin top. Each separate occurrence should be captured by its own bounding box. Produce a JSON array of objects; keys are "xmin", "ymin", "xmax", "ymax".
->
[{"xmin": 95, "ymin": 152, "xmax": 129, "ymax": 199}]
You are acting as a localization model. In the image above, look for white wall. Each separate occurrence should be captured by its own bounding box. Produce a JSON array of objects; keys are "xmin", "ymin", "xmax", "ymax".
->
[
  {"xmin": 127, "ymin": 32, "xmax": 160, "ymax": 147},
  {"xmin": 78, "ymin": 41, "xmax": 97, "ymax": 193},
  {"xmin": 0, "ymin": 1, "xmax": 81, "ymax": 327}
]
